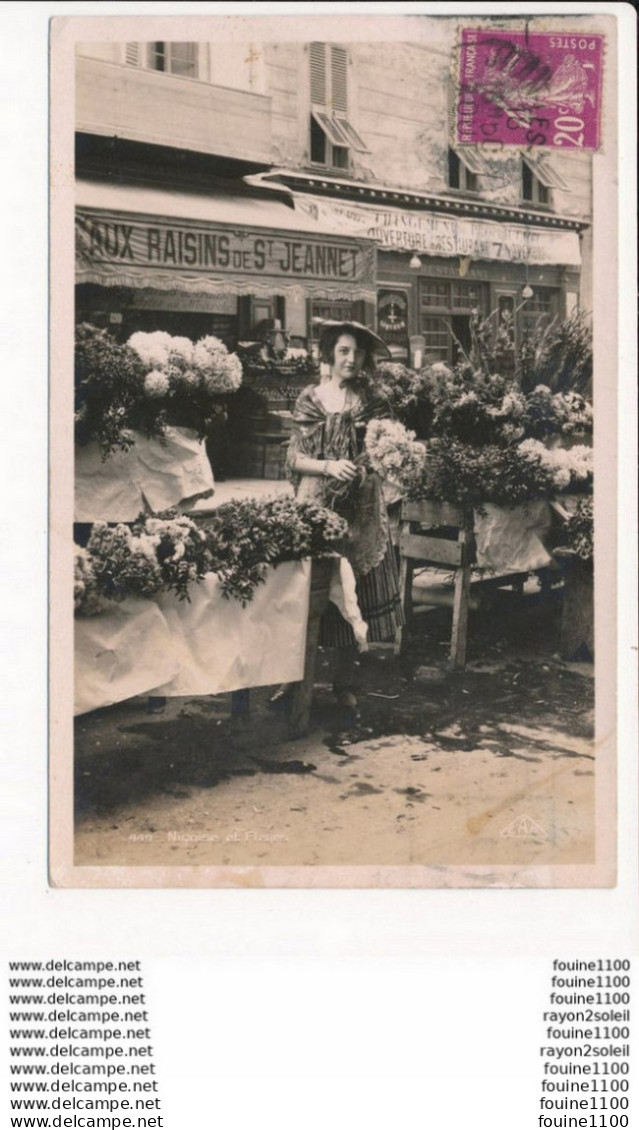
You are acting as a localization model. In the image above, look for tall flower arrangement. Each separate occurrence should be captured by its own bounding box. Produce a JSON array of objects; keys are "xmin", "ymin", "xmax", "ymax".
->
[{"xmin": 362, "ymin": 311, "xmax": 593, "ymax": 507}]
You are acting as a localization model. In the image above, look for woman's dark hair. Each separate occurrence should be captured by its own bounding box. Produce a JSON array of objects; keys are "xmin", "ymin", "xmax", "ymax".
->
[{"xmin": 318, "ymin": 324, "xmax": 375, "ymax": 373}]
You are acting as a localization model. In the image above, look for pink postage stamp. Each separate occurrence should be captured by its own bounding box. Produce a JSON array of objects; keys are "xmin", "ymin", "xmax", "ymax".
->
[{"xmin": 457, "ymin": 28, "xmax": 604, "ymax": 150}]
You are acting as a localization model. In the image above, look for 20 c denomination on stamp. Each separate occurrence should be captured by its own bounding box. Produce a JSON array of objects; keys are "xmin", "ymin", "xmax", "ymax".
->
[{"xmin": 457, "ymin": 29, "xmax": 604, "ymax": 150}]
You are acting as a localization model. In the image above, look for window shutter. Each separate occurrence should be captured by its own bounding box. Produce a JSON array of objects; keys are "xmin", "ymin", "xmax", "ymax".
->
[
  {"xmin": 309, "ymin": 42, "xmax": 327, "ymax": 105},
  {"xmin": 330, "ymin": 46, "xmax": 348, "ymax": 112},
  {"xmin": 125, "ymin": 42, "xmax": 141, "ymax": 67}
]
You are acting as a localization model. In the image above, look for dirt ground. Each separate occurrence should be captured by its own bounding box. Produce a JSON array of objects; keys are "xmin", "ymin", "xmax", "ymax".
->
[{"xmin": 74, "ymin": 588, "xmax": 595, "ymax": 874}]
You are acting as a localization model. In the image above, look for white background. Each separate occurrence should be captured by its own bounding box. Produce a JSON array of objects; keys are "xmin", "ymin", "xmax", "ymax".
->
[{"xmin": 1, "ymin": 3, "xmax": 637, "ymax": 1127}]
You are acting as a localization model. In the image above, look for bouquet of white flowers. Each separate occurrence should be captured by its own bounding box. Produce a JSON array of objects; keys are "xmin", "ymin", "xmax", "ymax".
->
[
  {"xmin": 364, "ymin": 418, "xmax": 427, "ymax": 494},
  {"xmin": 127, "ymin": 331, "xmax": 243, "ymax": 434}
]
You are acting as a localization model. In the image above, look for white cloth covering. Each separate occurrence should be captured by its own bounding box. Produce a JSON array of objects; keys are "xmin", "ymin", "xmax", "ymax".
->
[
  {"xmin": 74, "ymin": 597, "xmax": 178, "ymax": 716},
  {"xmin": 473, "ymin": 501, "xmax": 552, "ymax": 573},
  {"xmin": 75, "ymin": 427, "xmax": 215, "ymax": 522},
  {"xmin": 74, "ymin": 561, "xmax": 311, "ymax": 715}
]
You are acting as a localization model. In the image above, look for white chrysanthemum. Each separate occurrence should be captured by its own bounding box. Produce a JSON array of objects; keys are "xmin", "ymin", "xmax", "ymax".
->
[
  {"xmin": 128, "ymin": 331, "xmax": 174, "ymax": 369},
  {"xmin": 518, "ymin": 438, "xmax": 545, "ymax": 462},
  {"xmin": 192, "ymin": 336, "xmax": 229, "ymax": 371},
  {"xmin": 168, "ymin": 337, "xmax": 195, "ymax": 363},
  {"xmin": 553, "ymin": 468, "xmax": 572, "ymax": 490},
  {"xmin": 143, "ymin": 370, "xmax": 170, "ymax": 397},
  {"xmin": 429, "ymin": 362, "xmax": 452, "ymax": 377}
]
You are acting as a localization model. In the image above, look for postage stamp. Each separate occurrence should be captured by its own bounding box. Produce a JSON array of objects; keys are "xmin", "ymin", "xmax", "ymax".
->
[{"xmin": 457, "ymin": 29, "xmax": 604, "ymax": 150}]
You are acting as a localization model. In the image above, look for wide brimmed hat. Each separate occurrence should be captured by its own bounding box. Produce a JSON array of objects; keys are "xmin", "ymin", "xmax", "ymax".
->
[{"xmin": 316, "ymin": 319, "xmax": 391, "ymax": 358}]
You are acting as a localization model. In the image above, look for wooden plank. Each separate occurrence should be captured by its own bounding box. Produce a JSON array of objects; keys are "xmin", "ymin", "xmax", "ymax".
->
[
  {"xmin": 450, "ymin": 526, "xmax": 472, "ymax": 667},
  {"xmin": 400, "ymin": 530, "xmax": 462, "ymax": 567},
  {"xmin": 402, "ymin": 500, "xmax": 464, "ymax": 527}
]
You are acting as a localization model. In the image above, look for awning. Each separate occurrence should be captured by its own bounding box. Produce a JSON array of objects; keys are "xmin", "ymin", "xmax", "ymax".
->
[
  {"xmin": 292, "ymin": 193, "xmax": 582, "ymax": 268},
  {"xmin": 75, "ymin": 181, "xmax": 376, "ymax": 301}
]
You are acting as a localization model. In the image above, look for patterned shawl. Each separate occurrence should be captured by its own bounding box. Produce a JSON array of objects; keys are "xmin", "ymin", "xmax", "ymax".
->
[{"xmin": 287, "ymin": 384, "xmax": 390, "ymax": 576}]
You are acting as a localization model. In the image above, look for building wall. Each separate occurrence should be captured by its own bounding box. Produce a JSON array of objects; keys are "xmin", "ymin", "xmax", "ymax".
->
[{"xmin": 75, "ymin": 35, "xmax": 593, "ymax": 310}]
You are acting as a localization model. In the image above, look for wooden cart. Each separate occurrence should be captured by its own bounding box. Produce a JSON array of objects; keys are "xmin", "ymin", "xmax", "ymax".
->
[{"xmin": 396, "ymin": 500, "xmax": 475, "ymax": 667}]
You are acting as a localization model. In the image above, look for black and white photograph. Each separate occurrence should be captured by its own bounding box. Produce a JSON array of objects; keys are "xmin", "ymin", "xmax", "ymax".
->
[{"xmin": 50, "ymin": 11, "xmax": 616, "ymax": 887}]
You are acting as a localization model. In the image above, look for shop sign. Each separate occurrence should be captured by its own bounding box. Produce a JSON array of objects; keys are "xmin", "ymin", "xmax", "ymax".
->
[
  {"xmin": 377, "ymin": 289, "xmax": 409, "ymax": 349},
  {"xmin": 76, "ymin": 209, "xmax": 376, "ymax": 288},
  {"xmin": 293, "ymin": 195, "xmax": 581, "ymax": 267}
]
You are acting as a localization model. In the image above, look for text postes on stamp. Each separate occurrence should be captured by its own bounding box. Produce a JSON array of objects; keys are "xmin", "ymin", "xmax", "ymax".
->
[{"xmin": 458, "ymin": 29, "xmax": 604, "ymax": 151}]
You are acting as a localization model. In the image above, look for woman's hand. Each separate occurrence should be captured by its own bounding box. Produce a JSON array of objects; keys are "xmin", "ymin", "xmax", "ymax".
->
[{"xmin": 326, "ymin": 459, "xmax": 358, "ymax": 482}]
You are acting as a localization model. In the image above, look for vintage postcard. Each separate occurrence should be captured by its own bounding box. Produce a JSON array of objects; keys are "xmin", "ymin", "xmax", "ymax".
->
[{"xmin": 50, "ymin": 9, "xmax": 619, "ymax": 888}]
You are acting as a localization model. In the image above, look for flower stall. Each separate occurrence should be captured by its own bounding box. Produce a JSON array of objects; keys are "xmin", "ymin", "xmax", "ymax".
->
[
  {"xmin": 359, "ymin": 311, "xmax": 594, "ymax": 665},
  {"xmin": 74, "ymin": 500, "xmax": 348, "ymax": 732},
  {"xmin": 75, "ymin": 325, "xmax": 242, "ymax": 521}
]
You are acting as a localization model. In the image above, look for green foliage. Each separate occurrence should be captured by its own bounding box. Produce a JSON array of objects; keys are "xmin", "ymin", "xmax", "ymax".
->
[
  {"xmin": 517, "ymin": 309, "xmax": 593, "ymax": 395},
  {"xmin": 74, "ymin": 501, "xmax": 348, "ymax": 615},
  {"xmin": 74, "ymin": 323, "xmax": 167, "ymax": 458},
  {"xmin": 561, "ymin": 498, "xmax": 594, "ymax": 561}
]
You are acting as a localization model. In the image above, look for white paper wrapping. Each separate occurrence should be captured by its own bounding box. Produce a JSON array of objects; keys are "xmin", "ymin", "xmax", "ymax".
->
[
  {"xmin": 74, "ymin": 561, "xmax": 312, "ymax": 714},
  {"xmin": 150, "ymin": 560, "xmax": 311, "ymax": 697},
  {"xmin": 328, "ymin": 558, "xmax": 369, "ymax": 651},
  {"xmin": 75, "ymin": 427, "xmax": 215, "ymax": 522},
  {"xmin": 74, "ymin": 597, "xmax": 178, "ymax": 716},
  {"xmin": 473, "ymin": 501, "xmax": 552, "ymax": 573}
]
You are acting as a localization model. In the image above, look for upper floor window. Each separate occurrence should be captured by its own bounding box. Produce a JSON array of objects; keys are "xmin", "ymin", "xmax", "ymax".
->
[
  {"xmin": 124, "ymin": 42, "xmax": 265, "ymax": 92},
  {"xmin": 309, "ymin": 42, "xmax": 368, "ymax": 170},
  {"xmin": 521, "ymin": 155, "xmax": 565, "ymax": 207},
  {"xmin": 148, "ymin": 42, "xmax": 198, "ymax": 77},
  {"xmin": 447, "ymin": 147, "xmax": 481, "ymax": 192},
  {"xmin": 125, "ymin": 42, "xmax": 200, "ymax": 79}
]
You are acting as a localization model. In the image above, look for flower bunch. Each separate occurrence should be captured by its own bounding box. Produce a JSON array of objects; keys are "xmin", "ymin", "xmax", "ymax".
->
[
  {"xmin": 419, "ymin": 363, "xmax": 528, "ymax": 446},
  {"xmin": 560, "ymin": 497, "xmax": 594, "ymax": 561},
  {"xmin": 74, "ymin": 546, "xmax": 103, "ymax": 616},
  {"xmin": 130, "ymin": 512, "xmax": 214, "ymax": 601},
  {"xmin": 127, "ymin": 331, "xmax": 175, "ymax": 370},
  {"xmin": 407, "ymin": 437, "xmax": 593, "ymax": 508},
  {"xmin": 74, "ymin": 500, "xmax": 348, "ymax": 614},
  {"xmin": 204, "ymin": 497, "xmax": 348, "ymax": 605},
  {"xmin": 85, "ymin": 522, "xmax": 165, "ymax": 604},
  {"xmin": 523, "ymin": 385, "xmax": 593, "ymax": 440},
  {"xmin": 364, "ymin": 418, "xmax": 427, "ymax": 493},
  {"xmin": 518, "ymin": 308, "xmax": 593, "ymax": 396},
  {"xmin": 75, "ymin": 323, "xmax": 165, "ymax": 458},
  {"xmin": 517, "ymin": 439, "xmax": 593, "ymax": 493},
  {"xmin": 127, "ymin": 332, "xmax": 243, "ymax": 435}
]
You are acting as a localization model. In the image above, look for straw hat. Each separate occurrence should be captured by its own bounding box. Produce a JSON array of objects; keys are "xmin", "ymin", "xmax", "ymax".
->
[{"xmin": 316, "ymin": 319, "xmax": 391, "ymax": 358}]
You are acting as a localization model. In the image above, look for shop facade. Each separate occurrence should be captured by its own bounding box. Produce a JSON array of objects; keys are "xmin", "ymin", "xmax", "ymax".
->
[
  {"xmin": 288, "ymin": 184, "xmax": 585, "ymax": 368},
  {"xmin": 75, "ymin": 181, "xmax": 376, "ymax": 351}
]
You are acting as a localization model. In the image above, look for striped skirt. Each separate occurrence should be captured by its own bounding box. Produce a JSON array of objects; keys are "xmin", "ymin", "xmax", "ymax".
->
[{"xmin": 319, "ymin": 541, "xmax": 405, "ymax": 649}]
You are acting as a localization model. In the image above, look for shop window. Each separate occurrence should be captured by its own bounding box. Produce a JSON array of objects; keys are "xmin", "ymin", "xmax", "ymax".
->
[
  {"xmin": 309, "ymin": 42, "xmax": 369, "ymax": 170},
  {"xmin": 419, "ymin": 279, "xmax": 487, "ymax": 364},
  {"xmin": 520, "ymin": 287, "xmax": 560, "ymax": 337}
]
